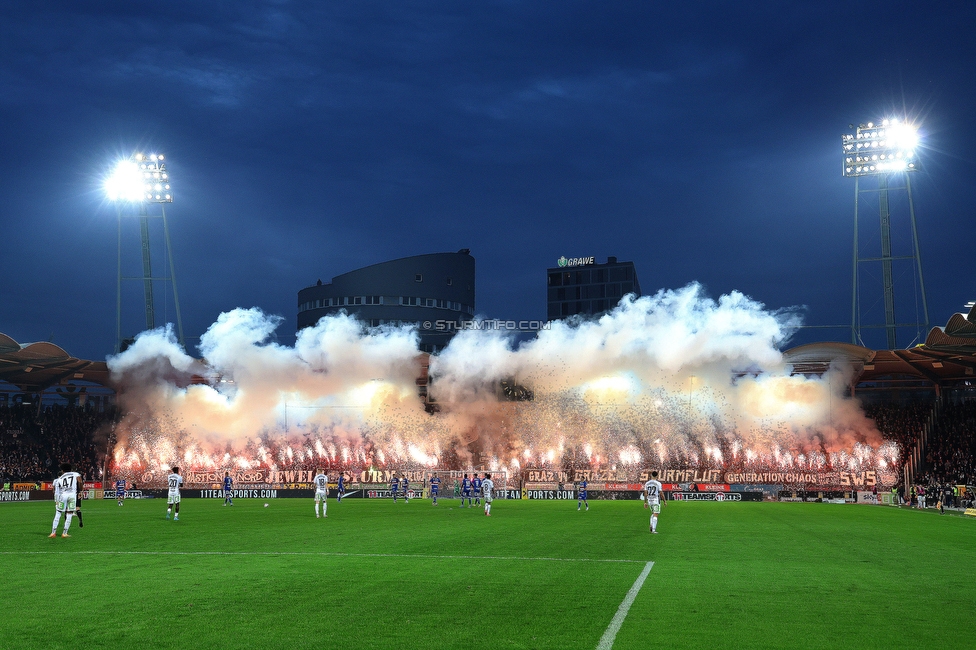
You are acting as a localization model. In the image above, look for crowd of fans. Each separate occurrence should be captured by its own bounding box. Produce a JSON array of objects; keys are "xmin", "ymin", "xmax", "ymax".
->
[
  {"xmin": 0, "ymin": 394, "xmax": 972, "ymax": 502},
  {"xmin": 863, "ymin": 400, "xmax": 932, "ymax": 466},
  {"xmin": 864, "ymin": 396, "xmax": 975, "ymax": 508},
  {"xmin": 0, "ymin": 404, "xmax": 116, "ymax": 484},
  {"xmin": 923, "ymin": 400, "xmax": 976, "ymax": 486}
]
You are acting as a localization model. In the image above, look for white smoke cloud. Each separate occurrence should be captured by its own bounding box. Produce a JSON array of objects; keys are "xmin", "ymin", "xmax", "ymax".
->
[{"xmin": 106, "ymin": 285, "xmax": 882, "ymax": 476}]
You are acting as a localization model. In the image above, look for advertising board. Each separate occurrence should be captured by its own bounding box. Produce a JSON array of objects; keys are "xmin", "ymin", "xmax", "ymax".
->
[{"xmin": 856, "ymin": 491, "xmax": 879, "ymax": 504}]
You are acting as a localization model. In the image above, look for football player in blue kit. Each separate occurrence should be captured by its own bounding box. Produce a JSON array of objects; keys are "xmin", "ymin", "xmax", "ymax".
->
[
  {"xmin": 577, "ymin": 478, "xmax": 588, "ymax": 511},
  {"xmin": 400, "ymin": 476, "xmax": 410, "ymax": 503},
  {"xmin": 429, "ymin": 474, "xmax": 441, "ymax": 505},
  {"xmin": 390, "ymin": 474, "xmax": 401, "ymax": 503},
  {"xmin": 223, "ymin": 471, "xmax": 234, "ymax": 506},
  {"xmin": 461, "ymin": 474, "xmax": 472, "ymax": 506},
  {"xmin": 115, "ymin": 477, "xmax": 127, "ymax": 506},
  {"xmin": 472, "ymin": 474, "xmax": 482, "ymax": 506}
]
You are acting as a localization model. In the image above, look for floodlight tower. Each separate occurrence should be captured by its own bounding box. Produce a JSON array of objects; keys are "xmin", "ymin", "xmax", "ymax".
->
[
  {"xmin": 105, "ymin": 153, "xmax": 185, "ymax": 354},
  {"xmin": 842, "ymin": 119, "xmax": 929, "ymax": 350}
]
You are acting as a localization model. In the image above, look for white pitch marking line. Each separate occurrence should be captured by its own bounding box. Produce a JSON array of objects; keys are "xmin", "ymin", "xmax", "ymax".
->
[
  {"xmin": 596, "ymin": 560, "xmax": 654, "ymax": 650},
  {"xmin": 0, "ymin": 550, "xmax": 645, "ymax": 564}
]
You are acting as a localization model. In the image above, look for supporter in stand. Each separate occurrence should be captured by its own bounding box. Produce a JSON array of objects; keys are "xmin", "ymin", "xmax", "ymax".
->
[
  {"xmin": 923, "ymin": 401, "xmax": 976, "ymax": 487},
  {"xmin": 1, "ymin": 404, "xmax": 114, "ymax": 484}
]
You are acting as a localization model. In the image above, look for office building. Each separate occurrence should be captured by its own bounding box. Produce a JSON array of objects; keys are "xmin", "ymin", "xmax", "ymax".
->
[
  {"xmin": 298, "ymin": 250, "xmax": 475, "ymax": 353},
  {"xmin": 547, "ymin": 255, "xmax": 641, "ymax": 320}
]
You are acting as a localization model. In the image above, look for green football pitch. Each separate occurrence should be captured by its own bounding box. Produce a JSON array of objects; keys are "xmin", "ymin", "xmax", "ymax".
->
[{"xmin": 1, "ymin": 497, "xmax": 972, "ymax": 650}]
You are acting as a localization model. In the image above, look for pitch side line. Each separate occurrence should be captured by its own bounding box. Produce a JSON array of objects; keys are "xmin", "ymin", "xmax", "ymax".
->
[
  {"xmin": 1, "ymin": 550, "xmax": 646, "ymax": 564},
  {"xmin": 596, "ymin": 561, "xmax": 654, "ymax": 650}
]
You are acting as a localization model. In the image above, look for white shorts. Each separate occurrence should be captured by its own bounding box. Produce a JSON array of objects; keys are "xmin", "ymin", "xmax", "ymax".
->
[
  {"xmin": 167, "ymin": 493, "xmax": 181, "ymax": 505},
  {"xmin": 56, "ymin": 496, "xmax": 77, "ymax": 513},
  {"xmin": 483, "ymin": 493, "xmax": 492, "ymax": 503},
  {"xmin": 648, "ymin": 502, "xmax": 661, "ymax": 514},
  {"xmin": 314, "ymin": 490, "xmax": 328, "ymax": 502}
]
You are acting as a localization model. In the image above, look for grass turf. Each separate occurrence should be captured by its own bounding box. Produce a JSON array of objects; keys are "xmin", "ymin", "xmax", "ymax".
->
[{"xmin": 0, "ymin": 497, "xmax": 971, "ymax": 649}]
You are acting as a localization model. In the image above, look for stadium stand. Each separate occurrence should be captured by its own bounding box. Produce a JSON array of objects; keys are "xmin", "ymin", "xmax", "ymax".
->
[
  {"xmin": 0, "ymin": 404, "xmax": 115, "ymax": 483},
  {"xmin": 922, "ymin": 400, "xmax": 976, "ymax": 486},
  {"xmin": 1, "ymin": 305, "xmax": 974, "ymax": 494}
]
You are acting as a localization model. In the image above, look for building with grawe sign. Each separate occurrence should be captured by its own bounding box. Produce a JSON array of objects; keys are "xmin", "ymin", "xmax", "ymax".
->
[
  {"xmin": 546, "ymin": 256, "xmax": 641, "ymax": 320},
  {"xmin": 297, "ymin": 250, "xmax": 475, "ymax": 353}
]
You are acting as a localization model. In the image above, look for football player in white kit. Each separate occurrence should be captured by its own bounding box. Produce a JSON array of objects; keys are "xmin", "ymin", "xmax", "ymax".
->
[
  {"xmin": 313, "ymin": 468, "xmax": 329, "ymax": 518},
  {"xmin": 50, "ymin": 463, "xmax": 82, "ymax": 538},
  {"xmin": 642, "ymin": 470, "xmax": 667, "ymax": 534},
  {"xmin": 481, "ymin": 473, "xmax": 495, "ymax": 516},
  {"xmin": 166, "ymin": 467, "xmax": 183, "ymax": 521}
]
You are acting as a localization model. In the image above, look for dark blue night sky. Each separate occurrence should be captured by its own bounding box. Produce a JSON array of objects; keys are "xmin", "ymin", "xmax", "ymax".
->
[{"xmin": 2, "ymin": 1, "xmax": 973, "ymax": 360}]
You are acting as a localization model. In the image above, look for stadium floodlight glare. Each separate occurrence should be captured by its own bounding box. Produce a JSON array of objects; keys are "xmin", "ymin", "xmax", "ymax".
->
[
  {"xmin": 842, "ymin": 118, "xmax": 920, "ymax": 177},
  {"xmin": 107, "ymin": 150, "xmax": 183, "ymax": 355},
  {"xmin": 105, "ymin": 153, "xmax": 173, "ymax": 202},
  {"xmin": 845, "ymin": 115, "xmax": 929, "ymax": 353}
]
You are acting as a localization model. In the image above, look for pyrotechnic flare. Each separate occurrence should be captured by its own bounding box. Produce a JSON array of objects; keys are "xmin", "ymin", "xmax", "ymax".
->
[{"xmin": 106, "ymin": 284, "xmax": 892, "ymax": 486}]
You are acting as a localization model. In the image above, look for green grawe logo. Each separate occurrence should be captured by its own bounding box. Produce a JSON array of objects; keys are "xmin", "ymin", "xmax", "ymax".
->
[{"xmin": 557, "ymin": 256, "xmax": 568, "ymax": 267}]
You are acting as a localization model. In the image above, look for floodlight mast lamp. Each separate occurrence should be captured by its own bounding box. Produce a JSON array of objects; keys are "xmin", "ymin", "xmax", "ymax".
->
[
  {"xmin": 105, "ymin": 153, "xmax": 185, "ymax": 354},
  {"xmin": 842, "ymin": 119, "xmax": 929, "ymax": 350}
]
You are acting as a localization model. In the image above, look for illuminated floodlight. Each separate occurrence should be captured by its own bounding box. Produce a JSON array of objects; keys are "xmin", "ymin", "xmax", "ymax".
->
[
  {"xmin": 105, "ymin": 153, "xmax": 173, "ymax": 202},
  {"xmin": 842, "ymin": 120, "xmax": 919, "ymax": 177}
]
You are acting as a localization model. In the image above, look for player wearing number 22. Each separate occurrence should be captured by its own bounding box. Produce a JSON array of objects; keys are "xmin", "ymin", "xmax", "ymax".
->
[{"xmin": 641, "ymin": 471, "xmax": 666, "ymax": 534}]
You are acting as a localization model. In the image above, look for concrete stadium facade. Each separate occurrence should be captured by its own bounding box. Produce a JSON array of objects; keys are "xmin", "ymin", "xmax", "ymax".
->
[{"xmin": 297, "ymin": 250, "xmax": 475, "ymax": 352}]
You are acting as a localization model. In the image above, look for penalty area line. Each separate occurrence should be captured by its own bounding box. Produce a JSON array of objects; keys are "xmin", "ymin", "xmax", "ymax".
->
[
  {"xmin": 596, "ymin": 561, "xmax": 654, "ymax": 650},
  {"xmin": 0, "ymin": 550, "xmax": 646, "ymax": 564}
]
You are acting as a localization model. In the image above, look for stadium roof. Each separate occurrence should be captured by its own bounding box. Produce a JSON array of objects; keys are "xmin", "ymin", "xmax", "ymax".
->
[
  {"xmin": 0, "ymin": 332, "xmax": 111, "ymax": 393},
  {"xmin": 785, "ymin": 306, "xmax": 976, "ymax": 387}
]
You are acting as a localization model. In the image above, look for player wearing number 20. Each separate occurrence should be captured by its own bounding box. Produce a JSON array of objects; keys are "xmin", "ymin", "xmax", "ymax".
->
[
  {"xmin": 50, "ymin": 463, "xmax": 82, "ymax": 538},
  {"xmin": 166, "ymin": 467, "xmax": 183, "ymax": 521}
]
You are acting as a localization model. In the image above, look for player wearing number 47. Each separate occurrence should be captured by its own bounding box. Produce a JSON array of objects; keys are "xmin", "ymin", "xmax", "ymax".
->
[
  {"xmin": 50, "ymin": 462, "xmax": 82, "ymax": 538},
  {"xmin": 641, "ymin": 471, "xmax": 667, "ymax": 534}
]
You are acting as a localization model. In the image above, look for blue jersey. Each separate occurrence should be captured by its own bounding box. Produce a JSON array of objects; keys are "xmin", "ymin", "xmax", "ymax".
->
[
  {"xmin": 430, "ymin": 476, "xmax": 441, "ymax": 494},
  {"xmin": 461, "ymin": 478, "xmax": 472, "ymax": 495},
  {"xmin": 400, "ymin": 478, "xmax": 410, "ymax": 493},
  {"xmin": 115, "ymin": 479, "xmax": 126, "ymax": 495},
  {"xmin": 472, "ymin": 477, "xmax": 482, "ymax": 494},
  {"xmin": 390, "ymin": 478, "xmax": 399, "ymax": 493},
  {"xmin": 578, "ymin": 480, "xmax": 587, "ymax": 497},
  {"xmin": 223, "ymin": 476, "xmax": 233, "ymax": 491},
  {"xmin": 337, "ymin": 475, "xmax": 345, "ymax": 491}
]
